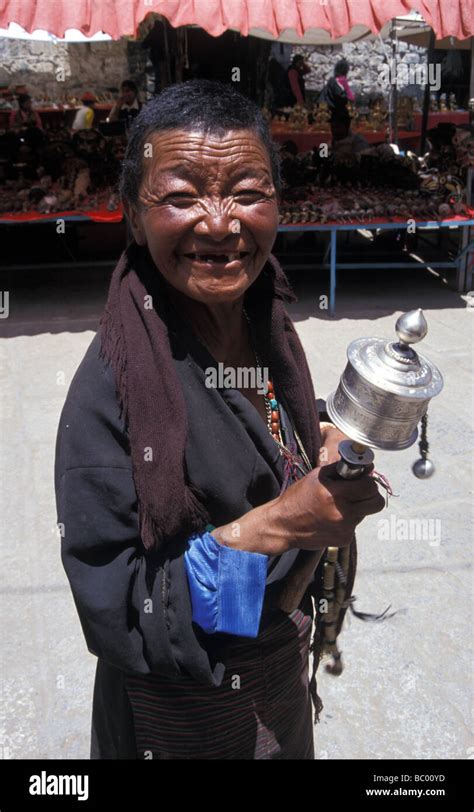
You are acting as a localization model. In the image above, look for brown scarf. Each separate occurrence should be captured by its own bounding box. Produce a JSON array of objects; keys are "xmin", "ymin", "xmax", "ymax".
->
[{"xmin": 98, "ymin": 242, "xmax": 322, "ymax": 553}]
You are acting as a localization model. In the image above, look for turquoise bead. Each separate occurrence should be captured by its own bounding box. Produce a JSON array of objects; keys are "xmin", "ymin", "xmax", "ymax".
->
[{"xmin": 270, "ymin": 398, "xmax": 278, "ymax": 409}]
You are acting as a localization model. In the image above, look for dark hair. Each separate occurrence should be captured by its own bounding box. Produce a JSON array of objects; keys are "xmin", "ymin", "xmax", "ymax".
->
[
  {"xmin": 292, "ymin": 54, "xmax": 305, "ymax": 65},
  {"xmin": 334, "ymin": 58, "xmax": 350, "ymax": 77},
  {"xmin": 282, "ymin": 139, "xmax": 298, "ymax": 156},
  {"xmin": 120, "ymin": 79, "xmax": 281, "ymax": 205},
  {"xmin": 121, "ymin": 80, "xmax": 138, "ymax": 94},
  {"xmin": 18, "ymin": 94, "xmax": 31, "ymax": 106}
]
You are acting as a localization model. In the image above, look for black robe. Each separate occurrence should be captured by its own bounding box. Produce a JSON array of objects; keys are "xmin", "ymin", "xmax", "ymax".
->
[{"xmin": 55, "ymin": 326, "xmax": 319, "ymax": 758}]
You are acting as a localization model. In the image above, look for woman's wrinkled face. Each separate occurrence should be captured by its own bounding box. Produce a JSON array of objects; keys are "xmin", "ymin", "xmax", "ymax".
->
[{"xmin": 125, "ymin": 128, "xmax": 279, "ymax": 304}]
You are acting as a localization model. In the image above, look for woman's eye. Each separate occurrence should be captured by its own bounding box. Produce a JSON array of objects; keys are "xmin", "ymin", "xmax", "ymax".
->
[
  {"xmin": 164, "ymin": 193, "xmax": 196, "ymax": 206},
  {"xmin": 234, "ymin": 190, "xmax": 264, "ymax": 204}
]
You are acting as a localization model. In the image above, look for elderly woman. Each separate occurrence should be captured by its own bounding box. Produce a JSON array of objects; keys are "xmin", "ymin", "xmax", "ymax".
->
[{"xmin": 55, "ymin": 80, "xmax": 384, "ymax": 760}]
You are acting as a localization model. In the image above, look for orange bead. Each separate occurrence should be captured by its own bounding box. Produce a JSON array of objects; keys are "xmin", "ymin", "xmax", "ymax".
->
[
  {"xmin": 271, "ymin": 410, "xmax": 279, "ymax": 421},
  {"xmin": 271, "ymin": 421, "xmax": 280, "ymax": 432}
]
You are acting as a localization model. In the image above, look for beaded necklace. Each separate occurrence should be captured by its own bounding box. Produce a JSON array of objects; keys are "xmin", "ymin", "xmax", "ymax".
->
[
  {"xmin": 256, "ymin": 348, "xmax": 283, "ymax": 444},
  {"xmin": 242, "ymin": 307, "xmax": 282, "ymax": 443},
  {"xmin": 243, "ymin": 308, "xmax": 312, "ymax": 475}
]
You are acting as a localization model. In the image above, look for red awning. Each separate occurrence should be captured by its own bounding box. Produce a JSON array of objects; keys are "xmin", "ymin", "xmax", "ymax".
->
[{"xmin": 0, "ymin": 0, "xmax": 472, "ymax": 41}]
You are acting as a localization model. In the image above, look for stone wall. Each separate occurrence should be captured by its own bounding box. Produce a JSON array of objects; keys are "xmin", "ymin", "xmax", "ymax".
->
[
  {"xmin": 0, "ymin": 38, "xmax": 148, "ymax": 101},
  {"xmin": 293, "ymin": 39, "xmax": 428, "ymax": 100},
  {"xmin": 0, "ymin": 34, "xmax": 428, "ymax": 104}
]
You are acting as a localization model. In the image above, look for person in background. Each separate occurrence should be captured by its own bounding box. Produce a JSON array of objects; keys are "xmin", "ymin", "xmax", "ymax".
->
[
  {"xmin": 267, "ymin": 57, "xmax": 290, "ymax": 110},
  {"xmin": 334, "ymin": 58, "xmax": 355, "ymax": 103},
  {"xmin": 287, "ymin": 54, "xmax": 311, "ymax": 106},
  {"xmin": 8, "ymin": 94, "xmax": 43, "ymax": 131},
  {"xmin": 319, "ymin": 58, "xmax": 355, "ymax": 142},
  {"xmin": 108, "ymin": 80, "xmax": 142, "ymax": 129},
  {"xmin": 71, "ymin": 91, "xmax": 97, "ymax": 131}
]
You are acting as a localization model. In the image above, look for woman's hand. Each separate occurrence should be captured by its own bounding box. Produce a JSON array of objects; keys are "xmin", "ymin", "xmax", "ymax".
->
[
  {"xmin": 212, "ymin": 423, "xmax": 385, "ymax": 556},
  {"xmin": 318, "ymin": 423, "xmax": 348, "ymax": 467}
]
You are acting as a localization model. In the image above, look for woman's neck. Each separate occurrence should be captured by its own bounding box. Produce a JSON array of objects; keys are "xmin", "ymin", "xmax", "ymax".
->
[{"xmin": 167, "ymin": 291, "xmax": 250, "ymax": 366}]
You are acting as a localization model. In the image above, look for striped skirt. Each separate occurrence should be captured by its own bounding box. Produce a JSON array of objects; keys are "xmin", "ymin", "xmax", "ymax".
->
[{"xmin": 125, "ymin": 595, "xmax": 315, "ymax": 760}]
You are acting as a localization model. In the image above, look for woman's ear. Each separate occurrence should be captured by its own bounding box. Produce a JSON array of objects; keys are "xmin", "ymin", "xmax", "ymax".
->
[{"xmin": 122, "ymin": 200, "xmax": 147, "ymax": 246}]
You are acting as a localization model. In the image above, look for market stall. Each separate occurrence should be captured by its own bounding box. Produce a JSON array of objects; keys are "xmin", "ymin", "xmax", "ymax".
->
[
  {"xmin": 414, "ymin": 111, "xmax": 469, "ymax": 127},
  {"xmin": 279, "ymin": 215, "xmax": 474, "ymax": 314},
  {"xmin": 0, "ymin": 121, "xmax": 126, "ymax": 221},
  {"xmin": 0, "ymin": 0, "xmax": 472, "ymax": 294},
  {"xmin": 270, "ymin": 127, "xmax": 423, "ymax": 154},
  {"xmin": 0, "ymin": 205, "xmax": 122, "ymax": 224},
  {"xmin": 0, "ymin": 25, "xmax": 140, "ymax": 228},
  {"xmin": 269, "ymin": 104, "xmax": 470, "ymax": 156},
  {"xmin": 274, "ymin": 119, "xmax": 474, "ymax": 306},
  {"xmin": 0, "ymin": 103, "xmax": 113, "ymax": 131}
]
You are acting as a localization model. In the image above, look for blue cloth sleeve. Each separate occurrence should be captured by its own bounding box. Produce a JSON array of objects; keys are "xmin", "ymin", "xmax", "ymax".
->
[{"xmin": 184, "ymin": 530, "xmax": 268, "ymax": 639}]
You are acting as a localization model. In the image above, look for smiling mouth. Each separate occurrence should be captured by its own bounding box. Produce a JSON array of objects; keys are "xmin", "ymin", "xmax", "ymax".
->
[{"xmin": 183, "ymin": 251, "xmax": 250, "ymax": 264}]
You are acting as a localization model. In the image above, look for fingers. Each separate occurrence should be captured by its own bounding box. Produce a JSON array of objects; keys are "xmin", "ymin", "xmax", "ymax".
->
[
  {"xmin": 345, "ymin": 476, "xmax": 382, "ymax": 503},
  {"xmin": 318, "ymin": 463, "xmax": 386, "ymax": 516},
  {"xmin": 354, "ymin": 491, "xmax": 386, "ymax": 517},
  {"xmin": 288, "ymin": 465, "xmax": 387, "ymax": 550},
  {"xmin": 319, "ymin": 463, "xmax": 379, "ymax": 498}
]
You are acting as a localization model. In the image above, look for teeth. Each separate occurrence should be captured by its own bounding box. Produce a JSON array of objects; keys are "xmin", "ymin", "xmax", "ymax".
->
[{"xmin": 186, "ymin": 252, "xmax": 245, "ymax": 262}]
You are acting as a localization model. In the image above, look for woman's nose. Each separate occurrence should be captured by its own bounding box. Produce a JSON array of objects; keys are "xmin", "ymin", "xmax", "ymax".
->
[{"xmin": 194, "ymin": 210, "xmax": 238, "ymax": 241}]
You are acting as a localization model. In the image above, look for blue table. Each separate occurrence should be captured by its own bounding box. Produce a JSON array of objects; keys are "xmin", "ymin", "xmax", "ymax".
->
[
  {"xmin": 278, "ymin": 218, "xmax": 474, "ymax": 315},
  {"xmin": 2, "ymin": 213, "xmax": 473, "ymax": 307}
]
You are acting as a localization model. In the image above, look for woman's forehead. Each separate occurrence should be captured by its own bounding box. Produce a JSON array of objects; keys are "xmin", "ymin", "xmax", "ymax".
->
[{"xmin": 143, "ymin": 128, "xmax": 273, "ymax": 176}]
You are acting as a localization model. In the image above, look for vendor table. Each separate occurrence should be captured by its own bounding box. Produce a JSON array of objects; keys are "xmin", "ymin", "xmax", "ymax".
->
[
  {"xmin": 413, "ymin": 111, "xmax": 469, "ymax": 129},
  {"xmin": 278, "ymin": 215, "xmax": 474, "ymax": 315},
  {"xmin": 0, "ymin": 205, "xmax": 123, "ymax": 224},
  {"xmin": 2, "ymin": 209, "xmax": 472, "ymax": 314},
  {"xmin": 0, "ymin": 103, "xmax": 112, "ymax": 131},
  {"xmin": 0, "ymin": 207, "xmax": 125, "ymax": 273},
  {"xmin": 270, "ymin": 111, "xmax": 469, "ymax": 154},
  {"xmin": 271, "ymin": 128, "xmax": 421, "ymax": 153}
]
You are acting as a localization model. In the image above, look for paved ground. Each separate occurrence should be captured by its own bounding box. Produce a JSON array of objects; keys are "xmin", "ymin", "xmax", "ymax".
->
[{"xmin": 0, "ymin": 258, "xmax": 472, "ymax": 760}]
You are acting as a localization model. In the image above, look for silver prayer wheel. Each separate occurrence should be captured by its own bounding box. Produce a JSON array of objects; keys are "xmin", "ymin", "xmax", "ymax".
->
[
  {"xmin": 326, "ymin": 309, "xmax": 444, "ymax": 454},
  {"xmin": 277, "ymin": 309, "xmax": 444, "ymax": 618}
]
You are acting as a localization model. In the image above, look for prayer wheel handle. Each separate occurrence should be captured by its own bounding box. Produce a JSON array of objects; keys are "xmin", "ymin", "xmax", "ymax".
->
[
  {"xmin": 334, "ymin": 439, "xmax": 374, "ymax": 480},
  {"xmin": 277, "ymin": 442, "xmax": 373, "ymax": 614}
]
